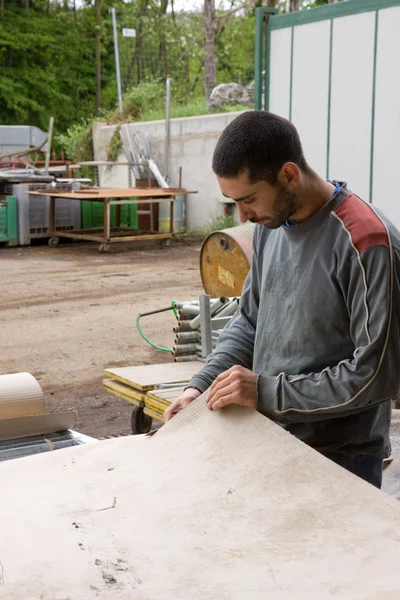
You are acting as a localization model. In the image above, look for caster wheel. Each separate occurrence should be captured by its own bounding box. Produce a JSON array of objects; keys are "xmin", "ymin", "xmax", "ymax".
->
[
  {"xmin": 161, "ymin": 238, "xmax": 171, "ymax": 249},
  {"xmin": 131, "ymin": 406, "xmax": 152, "ymax": 435},
  {"xmin": 98, "ymin": 243, "xmax": 110, "ymax": 253},
  {"xmin": 48, "ymin": 237, "xmax": 60, "ymax": 248}
]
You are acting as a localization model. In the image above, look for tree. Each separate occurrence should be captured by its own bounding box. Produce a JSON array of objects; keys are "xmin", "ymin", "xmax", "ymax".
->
[
  {"xmin": 204, "ymin": 0, "xmax": 216, "ymax": 102},
  {"xmin": 289, "ymin": 0, "xmax": 300, "ymax": 10}
]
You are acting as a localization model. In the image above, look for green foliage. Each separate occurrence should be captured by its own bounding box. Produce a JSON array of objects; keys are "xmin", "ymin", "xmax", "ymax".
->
[
  {"xmin": 54, "ymin": 121, "xmax": 94, "ymax": 162},
  {"xmin": 0, "ymin": 0, "xmax": 343, "ymax": 146},
  {"xmin": 106, "ymin": 126, "xmax": 122, "ymax": 162},
  {"xmin": 184, "ymin": 214, "xmax": 238, "ymax": 238}
]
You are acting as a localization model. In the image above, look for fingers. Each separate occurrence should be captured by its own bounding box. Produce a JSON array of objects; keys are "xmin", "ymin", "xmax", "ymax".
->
[
  {"xmin": 164, "ymin": 401, "xmax": 181, "ymax": 422},
  {"xmin": 207, "ymin": 382, "xmax": 236, "ymax": 411},
  {"xmin": 207, "ymin": 393, "xmax": 235, "ymax": 411},
  {"xmin": 209, "ymin": 368, "xmax": 232, "ymax": 395}
]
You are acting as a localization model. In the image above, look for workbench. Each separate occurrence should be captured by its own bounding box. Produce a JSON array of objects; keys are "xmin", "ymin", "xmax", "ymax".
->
[{"xmin": 30, "ymin": 187, "xmax": 186, "ymax": 252}]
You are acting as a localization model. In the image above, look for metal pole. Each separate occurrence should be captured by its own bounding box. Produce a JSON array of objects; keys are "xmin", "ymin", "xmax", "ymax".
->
[
  {"xmin": 199, "ymin": 294, "xmax": 212, "ymax": 358},
  {"xmin": 163, "ymin": 77, "xmax": 171, "ymax": 180},
  {"xmin": 44, "ymin": 116, "xmax": 54, "ymax": 175},
  {"xmin": 111, "ymin": 8, "xmax": 123, "ymax": 113}
]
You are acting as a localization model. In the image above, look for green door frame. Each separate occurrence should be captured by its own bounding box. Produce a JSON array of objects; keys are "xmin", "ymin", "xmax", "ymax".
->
[{"xmin": 254, "ymin": 0, "xmax": 400, "ymax": 202}]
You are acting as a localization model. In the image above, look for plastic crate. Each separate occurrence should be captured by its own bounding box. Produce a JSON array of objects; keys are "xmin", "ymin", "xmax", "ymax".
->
[
  {"xmin": 0, "ymin": 195, "xmax": 18, "ymax": 246},
  {"xmin": 81, "ymin": 200, "xmax": 138, "ymax": 230},
  {"xmin": 12, "ymin": 184, "xmax": 81, "ymax": 246}
]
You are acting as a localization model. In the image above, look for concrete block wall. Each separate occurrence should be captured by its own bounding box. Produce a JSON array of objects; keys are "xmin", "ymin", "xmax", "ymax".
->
[{"xmin": 92, "ymin": 111, "xmax": 246, "ymax": 229}]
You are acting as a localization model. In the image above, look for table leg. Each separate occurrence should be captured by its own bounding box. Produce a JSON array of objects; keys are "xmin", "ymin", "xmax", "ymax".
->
[
  {"xmin": 170, "ymin": 198, "xmax": 174, "ymax": 235},
  {"xmin": 116, "ymin": 198, "xmax": 121, "ymax": 229},
  {"xmin": 49, "ymin": 196, "xmax": 55, "ymax": 235},
  {"xmin": 104, "ymin": 199, "xmax": 110, "ymax": 241}
]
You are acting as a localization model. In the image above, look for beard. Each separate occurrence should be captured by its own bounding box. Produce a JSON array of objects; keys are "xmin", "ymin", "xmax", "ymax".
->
[{"xmin": 250, "ymin": 185, "xmax": 299, "ymax": 230}]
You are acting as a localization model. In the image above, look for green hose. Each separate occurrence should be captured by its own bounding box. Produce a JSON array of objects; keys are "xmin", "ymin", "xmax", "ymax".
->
[{"xmin": 136, "ymin": 313, "xmax": 173, "ymax": 353}]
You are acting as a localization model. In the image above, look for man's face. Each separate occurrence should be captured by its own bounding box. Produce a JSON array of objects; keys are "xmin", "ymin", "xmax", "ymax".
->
[{"xmin": 217, "ymin": 169, "xmax": 300, "ymax": 230}]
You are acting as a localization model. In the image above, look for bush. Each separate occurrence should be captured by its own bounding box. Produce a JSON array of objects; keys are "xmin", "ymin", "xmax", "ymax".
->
[{"xmin": 54, "ymin": 120, "xmax": 93, "ymax": 162}]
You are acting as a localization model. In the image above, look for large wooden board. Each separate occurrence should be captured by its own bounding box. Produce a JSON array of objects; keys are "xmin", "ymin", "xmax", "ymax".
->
[
  {"xmin": 30, "ymin": 187, "xmax": 187, "ymax": 200},
  {"xmin": 104, "ymin": 362, "xmax": 201, "ymax": 391},
  {"xmin": 1, "ymin": 395, "xmax": 400, "ymax": 599},
  {"xmin": 102, "ymin": 378, "xmax": 145, "ymax": 408}
]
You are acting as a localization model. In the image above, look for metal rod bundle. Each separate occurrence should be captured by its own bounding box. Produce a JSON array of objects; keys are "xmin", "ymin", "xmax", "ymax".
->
[{"xmin": 171, "ymin": 295, "xmax": 240, "ymax": 363}]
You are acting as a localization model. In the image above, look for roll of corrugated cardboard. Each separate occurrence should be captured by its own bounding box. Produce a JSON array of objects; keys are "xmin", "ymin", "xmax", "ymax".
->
[{"xmin": 0, "ymin": 373, "xmax": 45, "ymax": 420}]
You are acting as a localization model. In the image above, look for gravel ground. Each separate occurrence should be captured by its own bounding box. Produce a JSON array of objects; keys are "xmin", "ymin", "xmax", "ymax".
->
[{"xmin": 0, "ymin": 239, "xmax": 204, "ymax": 438}]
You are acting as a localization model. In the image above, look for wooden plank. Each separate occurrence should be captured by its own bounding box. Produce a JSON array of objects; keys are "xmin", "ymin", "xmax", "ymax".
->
[
  {"xmin": 102, "ymin": 379, "xmax": 145, "ymax": 408},
  {"xmin": 1, "ymin": 396, "xmax": 400, "ymax": 598},
  {"xmin": 144, "ymin": 396, "xmax": 169, "ymax": 414},
  {"xmin": 146, "ymin": 386, "xmax": 186, "ymax": 404},
  {"xmin": 104, "ymin": 362, "xmax": 201, "ymax": 391},
  {"xmin": 143, "ymin": 406, "xmax": 165, "ymax": 423},
  {"xmin": 29, "ymin": 188, "xmax": 187, "ymax": 199}
]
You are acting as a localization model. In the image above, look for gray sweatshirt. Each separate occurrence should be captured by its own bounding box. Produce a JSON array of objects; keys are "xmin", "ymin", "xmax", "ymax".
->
[{"xmin": 189, "ymin": 184, "xmax": 400, "ymax": 459}]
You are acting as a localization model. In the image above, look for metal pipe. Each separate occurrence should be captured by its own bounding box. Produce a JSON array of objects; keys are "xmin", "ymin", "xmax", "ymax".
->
[
  {"xmin": 44, "ymin": 116, "xmax": 54, "ymax": 175},
  {"xmin": 173, "ymin": 321, "xmax": 193, "ymax": 333},
  {"xmin": 111, "ymin": 7, "xmax": 123, "ymax": 113},
  {"xmin": 199, "ymin": 294, "xmax": 212, "ymax": 358},
  {"xmin": 163, "ymin": 77, "xmax": 171, "ymax": 180},
  {"xmin": 139, "ymin": 305, "xmax": 175, "ymax": 318},
  {"xmin": 174, "ymin": 355, "xmax": 198, "ymax": 362},
  {"xmin": 175, "ymin": 332, "xmax": 200, "ymax": 344},
  {"xmin": 190, "ymin": 297, "xmax": 228, "ymax": 330},
  {"xmin": 173, "ymin": 343, "xmax": 199, "ymax": 355},
  {"xmin": 212, "ymin": 298, "xmax": 239, "ymax": 319},
  {"xmin": 178, "ymin": 306, "xmax": 200, "ymax": 319}
]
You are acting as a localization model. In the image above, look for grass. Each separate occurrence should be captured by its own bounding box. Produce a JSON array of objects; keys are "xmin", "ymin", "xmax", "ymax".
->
[{"xmin": 183, "ymin": 214, "xmax": 237, "ymax": 237}]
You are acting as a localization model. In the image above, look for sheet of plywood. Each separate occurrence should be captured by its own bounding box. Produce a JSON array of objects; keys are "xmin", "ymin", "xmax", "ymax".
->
[
  {"xmin": 102, "ymin": 378, "xmax": 145, "ymax": 408},
  {"xmin": 1, "ymin": 394, "xmax": 400, "ymax": 599},
  {"xmin": 30, "ymin": 187, "xmax": 187, "ymax": 199},
  {"xmin": 104, "ymin": 362, "xmax": 201, "ymax": 391},
  {"xmin": 0, "ymin": 372, "xmax": 44, "ymax": 419},
  {"xmin": 144, "ymin": 396, "xmax": 167, "ymax": 416},
  {"xmin": 146, "ymin": 386, "xmax": 186, "ymax": 403},
  {"xmin": 0, "ymin": 411, "xmax": 77, "ymax": 442},
  {"xmin": 143, "ymin": 406, "xmax": 165, "ymax": 422}
]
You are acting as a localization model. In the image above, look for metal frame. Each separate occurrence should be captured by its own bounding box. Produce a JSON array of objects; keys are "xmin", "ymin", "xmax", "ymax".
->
[{"xmin": 255, "ymin": 0, "xmax": 400, "ymax": 204}]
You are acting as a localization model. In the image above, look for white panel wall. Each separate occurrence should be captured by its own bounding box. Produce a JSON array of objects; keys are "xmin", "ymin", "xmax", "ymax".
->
[
  {"xmin": 268, "ymin": 28, "xmax": 292, "ymax": 119},
  {"xmin": 372, "ymin": 6, "xmax": 400, "ymax": 226},
  {"xmin": 329, "ymin": 12, "xmax": 375, "ymax": 201},
  {"xmin": 291, "ymin": 20, "xmax": 331, "ymax": 177}
]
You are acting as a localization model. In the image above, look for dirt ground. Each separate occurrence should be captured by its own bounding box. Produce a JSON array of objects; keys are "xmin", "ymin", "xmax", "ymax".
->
[{"xmin": 0, "ymin": 239, "xmax": 204, "ymax": 438}]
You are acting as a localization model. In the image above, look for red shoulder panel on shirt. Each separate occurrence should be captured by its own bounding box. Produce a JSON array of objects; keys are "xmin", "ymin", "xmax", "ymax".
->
[{"xmin": 333, "ymin": 194, "xmax": 389, "ymax": 254}]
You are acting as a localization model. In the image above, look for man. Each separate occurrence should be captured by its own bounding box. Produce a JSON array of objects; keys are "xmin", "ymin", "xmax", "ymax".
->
[{"xmin": 164, "ymin": 111, "xmax": 400, "ymax": 489}]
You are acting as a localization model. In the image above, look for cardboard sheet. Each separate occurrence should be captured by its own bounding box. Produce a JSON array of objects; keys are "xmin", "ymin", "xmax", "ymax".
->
[
  {"xmin": 1, "ymin": 395, "xmax": 400, "ymax": 599},
  {"xmin": 0, "ymin": 372, "xmax": 44, "ymax": 419},
  {"xmin": 0, "ymin": 411, "xmax": 77, "ymax": 442}
]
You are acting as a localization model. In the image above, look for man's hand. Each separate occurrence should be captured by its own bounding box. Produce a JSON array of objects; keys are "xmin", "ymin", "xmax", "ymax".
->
[
  {"xmin": 206, "ymin": 365, "xmax": 258, "ymax": 411},
  {"xmin": 164, "ymin": 387, "xmax": 202, "ymax": 422}
]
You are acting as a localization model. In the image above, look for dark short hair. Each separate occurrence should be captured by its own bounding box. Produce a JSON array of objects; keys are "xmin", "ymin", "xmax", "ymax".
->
[{"xmin": 212, "ymin": 111, "xmax": 307, "ymax": 185}]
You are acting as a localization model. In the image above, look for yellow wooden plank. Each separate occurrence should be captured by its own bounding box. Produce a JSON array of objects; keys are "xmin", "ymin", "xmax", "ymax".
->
[
  {"xmin": 104, "ymin": 363, "xmax": 201, "ymax": 392},
  {"xmin": 102, "ymin": 379, "xmax": 144, "ymax": 408},
  {"xmin": 144, "ymin": 397, "xmax": 168, "ymax": 414},
  {"xmin": 147, "ymin": 386, "xmax": 186, "ymax": 403},
  {"xmin": 143, "ymin": 407, "xmax": 165, "ymax": 423}
]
